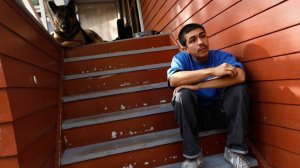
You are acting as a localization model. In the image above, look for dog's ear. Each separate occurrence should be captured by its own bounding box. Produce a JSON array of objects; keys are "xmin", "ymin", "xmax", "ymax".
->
[
  {"xmin": 48, "ymin": 1, "xmax": 58, "ymax": 14},
  {"xmin": 67, "ymin": 0, "xmax": 76, "ymax": 11}
]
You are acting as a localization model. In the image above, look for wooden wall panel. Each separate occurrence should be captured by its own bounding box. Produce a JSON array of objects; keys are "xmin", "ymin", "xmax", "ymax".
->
[
  {"xmin": 1, "ymin": 56, "xmax": 59, "ymax": 88},
  {"xmin": 0, "ymin": 26, "xmax": 60, "ymax": 73},
  {"xmin": 153, "ymin": 0, "xmax": 192, "ymax": 31},
  {"xmin": 254, "ymin": 142, "xmax": 300, "ymax": 168},
  {"xmin": 251, "ymin": 123, "xmax": 300, "ymax": 154},
  {"xmin": 244, "ymin": 53, "xmax": 300, "ymax": 81},
  {"xmin": 0, "ymin": 89, "xmax": 12, "ymax": 122},
  {"xmin": 209, "ymin": 0, "xmax": 300, "ymax": 50},
  {"xmin": 145, "ymin": 0, "xmax": 177, "ymax": 31},
  {"xmin": 249, "ymin": 80, "xmax": 300, "ymax": 105},
  {"xmin": 13, "ymin": 107, "xmax": 57, "ymax": 154},
  {"xmin": 0, "ymin": 124, "xmax": 17, "ymax": 156},
  {"xmin": 142, "ymin": 0, "xmax": 157, "ymax": 21},
  {"xmin": 224, "ymin": 24, "xmax": 300, "ymax": 62},
  {"xmin": 204, "ymin": 0, "xmax": 285, "ymax": 36},
  {"xmin": 0, "ymin": 0, "xmax": 61, "ymax": 167},
  {"xmin": 144, "ymin": 0, "xmax": 166, "ymax": 29},
  {"xmin": 252, "ymin": 103, "xmax": 300, "ymax": 131},
  {"xmin": 0, "ymin": 1, "xmax": 60, "ymax": 60},
  {"xmin": 171, "ymin": 0, "xmax": 240, "ymax": 40},
  {"xmin": 163, "ymin": 0, "xmax": 211, "ymax": 33},
  {"xmin": 141, "ymin": 0, "xmax": 300, "ymax": 166}
]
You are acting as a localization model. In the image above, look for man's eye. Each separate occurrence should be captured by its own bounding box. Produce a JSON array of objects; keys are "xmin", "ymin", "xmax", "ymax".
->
[{"xmin": 189, "ymin": 39, "xmax": 196, "ymax": 43}]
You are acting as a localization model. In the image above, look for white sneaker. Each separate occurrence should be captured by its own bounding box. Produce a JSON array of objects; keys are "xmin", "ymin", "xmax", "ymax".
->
[
  {"xmin": 181, "ymin": 155, "xmax": 204, "ymax": 168},
  {"xmin": 224, "ymin": 147, "xmax": 250, "ymax": 168}
]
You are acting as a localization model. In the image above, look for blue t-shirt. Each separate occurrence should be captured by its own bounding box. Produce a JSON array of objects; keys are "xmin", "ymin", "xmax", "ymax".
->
[{"xmin": 167, "ymin": 50, "xmax": 243, "ymax": 106}]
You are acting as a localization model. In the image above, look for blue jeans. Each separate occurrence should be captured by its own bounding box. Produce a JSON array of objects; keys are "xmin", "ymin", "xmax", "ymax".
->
[{"xmin": 172, "ymin": 84, "xmax": 249, "ymax": 159}]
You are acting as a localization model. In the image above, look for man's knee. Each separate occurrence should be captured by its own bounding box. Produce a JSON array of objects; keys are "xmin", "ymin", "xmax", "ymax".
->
[
  {"xmin": 173, "ymin": 89, "xmax": 196, "ymax": 104},
  {"xmin": 228, "ymin": 84, "xmax": 248, "ymax": 98}
]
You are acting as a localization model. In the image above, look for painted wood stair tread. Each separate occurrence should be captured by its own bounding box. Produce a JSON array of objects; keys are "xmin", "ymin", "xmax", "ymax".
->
[{"xmin": 61, "ymin": 128, "xmax": 226, "ymax": 165}]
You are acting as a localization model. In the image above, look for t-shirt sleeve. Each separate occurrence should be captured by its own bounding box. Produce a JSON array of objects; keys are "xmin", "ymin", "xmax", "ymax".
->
[
  {"xmin": 167, "ymin": 53, "xmax": 185, "ymax": 79},
  {"xmin": 221, "ymin": 52, "xmax": 244, "ymax": 70}
]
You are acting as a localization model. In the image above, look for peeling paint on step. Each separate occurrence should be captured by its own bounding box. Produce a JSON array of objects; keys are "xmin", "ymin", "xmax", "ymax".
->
[
  {"xmin": 160, "ymin": 100, "xmax": 166, "ymax": 103},
  {"xmin": 111, "ymin": 131, "xmax": 117, "ymax": 139},
  {"xmin": 120, "ymin": 104, "xmax": 126, "ymax": 110}
]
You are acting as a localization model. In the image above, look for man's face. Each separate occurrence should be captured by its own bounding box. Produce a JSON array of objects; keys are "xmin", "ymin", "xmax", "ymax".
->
[{"xmin": 184, "ymin": 28, "xmax": 209, "ymax": 62}]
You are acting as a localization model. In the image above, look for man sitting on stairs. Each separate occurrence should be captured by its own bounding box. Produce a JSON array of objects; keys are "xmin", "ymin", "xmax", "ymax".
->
[{"xmin": 167, "ymin": 23, "xmax": 250, "ymax": 168}]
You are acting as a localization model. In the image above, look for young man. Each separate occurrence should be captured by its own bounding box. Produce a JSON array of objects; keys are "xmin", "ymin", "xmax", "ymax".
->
[{"xmin": 167, "ymin": 23, "xmax": 249, "ymax": 168}]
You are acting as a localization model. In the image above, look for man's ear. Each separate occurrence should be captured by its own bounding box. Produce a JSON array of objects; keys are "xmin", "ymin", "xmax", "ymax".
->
[{"xmin": 48, "ymin": 1, "xmax": 58, "ymax": 14}]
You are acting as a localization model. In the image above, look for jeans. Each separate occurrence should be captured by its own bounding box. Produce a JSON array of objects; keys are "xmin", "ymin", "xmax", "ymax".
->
[{"xmin": 171, "ymin": 84, "xmax": 249, "ymax": 159}]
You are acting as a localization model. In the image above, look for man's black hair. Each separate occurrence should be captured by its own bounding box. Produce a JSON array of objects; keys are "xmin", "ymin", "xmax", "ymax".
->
[{"xmin": 178, "ymin": 23, "xmax": 206, "ymax": 47}]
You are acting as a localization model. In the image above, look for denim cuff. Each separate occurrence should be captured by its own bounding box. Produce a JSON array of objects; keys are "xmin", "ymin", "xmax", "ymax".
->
[{"xmin": 183, "ymin": 150, "xmax": 203, "ymax": 159}]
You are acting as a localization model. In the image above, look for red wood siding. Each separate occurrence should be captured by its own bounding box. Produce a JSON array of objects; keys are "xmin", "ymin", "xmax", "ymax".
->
[
  {"xmin": 141, "ymin": 0, "xmax": 300, "ymax": 167},
  {"xmin": 0, "ymin": 0, "xmax": 61, "ymax": 168}
]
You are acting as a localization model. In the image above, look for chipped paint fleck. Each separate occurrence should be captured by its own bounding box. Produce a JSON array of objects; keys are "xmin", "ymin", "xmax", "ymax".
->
[
  {"xmin": 64, "ymin": 136, "xmax": 68, "ymax": 144},
  {"xmin": 160, "ymin": 100, "xmax": 166, "ymax": 103},
  {"xmin": 104, "ymin": 107, "xmax": 108, "ymax": 110},
  {"xmin": 143, "ymin": 81, "xmax": 149, "ymax": 84},
  {"xmin": 144, "ymin": 162, "xmax": 149, "ymax": 165},
  {"xmin": 93, "ymin": 67, "xmax": 97, "ymax": 71},
  {"xmin": 120, "ymin": 131, "xmax": 123, "ymax": 135},
  {"xmin": 129, "ymin": 131, "xmax": 133, "ymax": 135},
  {"xmin": 111, "ymin": 131, "xmax": 117, "ymax": 139},
  {"xmin": 120, "ymin": 104, "xmax": 126, "ymax": 110},
  {"xmin": 143, "ymin": 103, "xmax": 148, "ymax": 106}
]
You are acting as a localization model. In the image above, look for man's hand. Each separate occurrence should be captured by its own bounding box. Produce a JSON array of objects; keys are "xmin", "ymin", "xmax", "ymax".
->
[
  {"xmin": 213, "ymin": 63, "xmax": 238, "ymax": 78},
  {"xmin": 173, "ymin": 85, "xmax": 197, "ymax": 95}
]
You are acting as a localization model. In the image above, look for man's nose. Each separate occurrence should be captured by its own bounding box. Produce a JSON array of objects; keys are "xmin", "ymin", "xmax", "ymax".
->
[{"xmin": 197, "ymin": 38, "xmax": 204, "ymax": 45}]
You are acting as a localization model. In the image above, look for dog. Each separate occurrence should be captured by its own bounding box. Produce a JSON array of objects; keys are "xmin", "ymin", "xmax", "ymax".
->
[{"xmin": 47, "ymin": 0, "xmax": 103, "ymax": 47}]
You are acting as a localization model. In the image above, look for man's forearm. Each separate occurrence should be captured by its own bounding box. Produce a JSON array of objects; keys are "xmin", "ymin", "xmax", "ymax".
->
[
  {"xmin": 194, "ymin": 68, "xmax": 245, "ymax": 89},
  {"xmin": 169, "ymin": 68, "xmax": 214, "ymax": 87}
]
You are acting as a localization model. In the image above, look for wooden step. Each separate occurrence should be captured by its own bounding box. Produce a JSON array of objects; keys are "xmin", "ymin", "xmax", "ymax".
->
[
  {"xmin": 61, "ymin": 128, "xmax": 227, "ymax": 167},
  {"xmin": 156, "ymin": 153, "xmax": 258, "ymax": 168},
  {"xmin": 63, "ymin": 103, "xmax": 173, "ymax": 130},
  {"xmin": 64, "ymin": 34, "xmax": 175, "ymax": 58},
  {"xmin": 63, "ymin": 67, "xmax": 169, "ymax": 96},
  {"xmin": 63, "ymin": 88, "xmax": 173, "ymax": 120},
  {"xmin": 63, "ymin": 82, "xmax": 168, "ymax": 103},
  {"xmin": 62, "ymin": 104, "xmax": 175, "ymax": 148},
  {"xmin": 63, "ymin": 46, "xmax": 177, "ymax": 75}
]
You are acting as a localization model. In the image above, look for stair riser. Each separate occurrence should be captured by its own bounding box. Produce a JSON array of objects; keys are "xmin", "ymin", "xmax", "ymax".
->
[
  {"xmin": 63, "ymin": 50, "xmax": 176, "ymax": 75},
  {"xmin": 63, "ymin": 112, "xmax": 177, "ymax": 148},
  {"xmin": 63, "ymin": 88, "xmax": 173, "ymax": 119},
  {"xmin": 65, "ymin": 35, "xmax": 173, "ymax": 58},
  {"xmin": 62, "ymin": 133, "xmax": 226, "ymax": 168},
  {"xmin": 63, "ymin": 68, "xmax": 169, "ymax": 96}
]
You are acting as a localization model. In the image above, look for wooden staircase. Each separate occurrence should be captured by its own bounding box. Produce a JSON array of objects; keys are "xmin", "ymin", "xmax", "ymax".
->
[{"xmin": 60, "ymin": 34, "xmax": 258, "ymax": 168}]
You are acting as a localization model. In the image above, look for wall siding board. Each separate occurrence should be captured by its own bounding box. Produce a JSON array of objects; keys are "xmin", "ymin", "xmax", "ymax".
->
[
  {"xmin": 0, "ymin": 57, "xmax": 6, "ymax": 88},
  {"xmin": 0, "ymin": 26, "xmax": 60, "ymax": 74},
  {"xmin": 224, "ymin": 24, "xmax": 300, "ymax": 62},
  {"xmin": 13, "ymin": 107, "xmax": 57, "ymax": 155},
  {"xmin": 0, "ymin": 123, "xmax": 17, "ymax": 156},
  {"xmin": 163, "ymin": 0, "xmax": 211, "ymax": 33},
  {"xmin": 254, "ymin": 142, "xmax": 300, "ymax": 168},
  {"xmin": 144, "ymin": 0, "xmax": 166, "ymax": 29},
  {"xmin": 209, "ymin": 0, "xmax": 300, "ymax": 50},
  {"xmin": 0, "ymin": 1, "xmax": 60, "ymax": 60},
  {"xmin": 251, "ymin": 123, "xmax": 300, "ymax": 155},
  {"xmin": 203, "ymin": 0, "xmax": 285, "ymax": 37},
  {"xmin": 17, "ymin": 128, "xmax": 56, "ymax": 168},
  {"xmin": 171, "ymin": 0, "xmax": 240, "ymax": 40},
  {"xmin": 244, "ymin": 53, "xmax": 300, "ymax": 81},
  {"xmin": 249, "ymin": 80, "xmax": 300, "ymax": 105},
  {"xmin": 142, "ymin": 0, "xmax": 158, "ymax": 21},
  {"xmin": 0, "ymin": 89, "xmax": 12, "ymax": 122},
  {"xmin": 146, "ymin": 0, "xmax": 178, "ymax": 30},
  {"xmin": 252, "ymin": 102, "xmax": 300, "ymax": 131},
  {"xmin": 153, "ymin": 0, "xmax": 193, "ymax": 31},
  {"xmin": 7, "ymin": 88, "xmax": 58, "ymax": 121},
  {"xmin": 0, "ymin": 156, "xmax": 19, "ymax": 168},
  {"xmin": 1, "ymin": 56, "xmax": 59, "ymax": 88}
]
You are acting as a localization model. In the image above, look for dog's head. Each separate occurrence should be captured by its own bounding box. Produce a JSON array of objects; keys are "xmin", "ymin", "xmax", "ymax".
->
[{"xmin": 48, "ymin": 0, "xmax": 78, "ymax": 33}]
